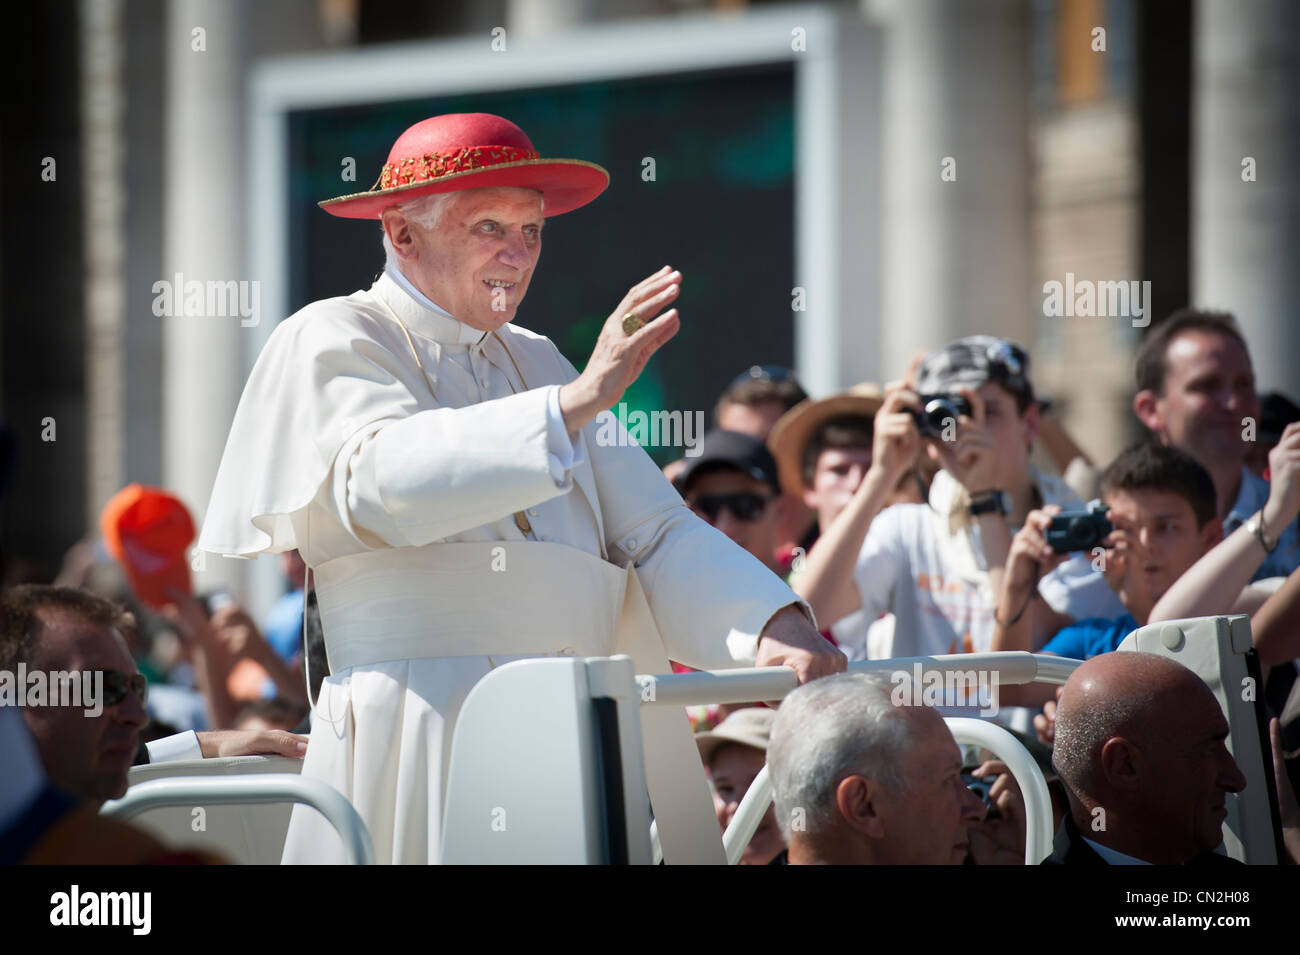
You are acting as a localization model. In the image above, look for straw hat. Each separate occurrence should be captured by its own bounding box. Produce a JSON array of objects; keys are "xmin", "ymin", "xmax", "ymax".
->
[{"xmin": 767, "ymin": 383, "xmax": 885, "ymax": 497}]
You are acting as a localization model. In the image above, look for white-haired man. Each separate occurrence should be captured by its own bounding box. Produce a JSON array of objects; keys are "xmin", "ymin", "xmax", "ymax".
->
[
  {"xmin": 199, "ymin": 113, "xmax": 842, "ymax": 864},
  {"xmin": 767, "ymin": 672, "xmax": 984, "ymax": 864}
]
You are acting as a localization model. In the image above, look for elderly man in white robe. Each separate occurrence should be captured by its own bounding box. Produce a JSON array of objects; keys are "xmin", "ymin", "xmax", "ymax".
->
[{"xmin": 198, "ymin": 113, "xmax": 843, "ymax": 864}]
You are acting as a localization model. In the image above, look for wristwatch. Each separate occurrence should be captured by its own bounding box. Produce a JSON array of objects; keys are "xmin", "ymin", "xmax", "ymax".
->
[
  {"xmin": 968, "ymin": 490, "xmax": 1011, "ymax": 518},
  {"xmin": 1246, "ymin": 511, "xmax": 1279, "ymax": 554}
]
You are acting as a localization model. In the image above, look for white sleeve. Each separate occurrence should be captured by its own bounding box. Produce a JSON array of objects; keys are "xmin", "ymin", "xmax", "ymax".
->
[
  {"xmin": 852, "ymin": 507, "xmax": 904, "ymax": 621},
  {"xmin": 546, "ymin": 383, "xmax": 583, "ymax": 482},
  {"xmin": 146, "ymin": 730, "xmax": 203, "ymax": 764},
  {"xmin": 344, "ymin": 385, "xmax": 582, "ymax": 547},
  {"xmin": 1038, "ymin": 554, "xmax": 1128, "ymax": 620}
]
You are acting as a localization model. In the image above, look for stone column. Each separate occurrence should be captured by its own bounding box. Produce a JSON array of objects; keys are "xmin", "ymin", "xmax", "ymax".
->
[
  {"xmin": 1193, "ymin": 0, "xmax": 1300, "ymax": 400},
  {"xmin": 872, "ymin": 0, "xmax": 1034, "ymax": 377},
  {"xmin": 163, "ymin": 0, "xmax": 325, "ymax": 607}
]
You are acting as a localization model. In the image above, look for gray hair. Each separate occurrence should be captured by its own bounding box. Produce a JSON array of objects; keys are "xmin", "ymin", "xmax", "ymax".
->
[
  {"xmin": 379, "ymin": 188, "xmax": 545, "ymax": 267},
  {"xmin": 768, "ymin": 672, "xmax": 915, "ymax": 840},
  {"xmin": 380, "ymin": 193, "xmax": 460, "ymax": 267}
]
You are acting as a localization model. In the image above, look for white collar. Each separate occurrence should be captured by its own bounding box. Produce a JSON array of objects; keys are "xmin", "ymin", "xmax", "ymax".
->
[{"xmin": 381, "ymin": 263, "xmax": 487, "ymax": 347}]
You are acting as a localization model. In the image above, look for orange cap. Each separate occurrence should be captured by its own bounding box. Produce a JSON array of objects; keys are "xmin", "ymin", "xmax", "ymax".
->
[{"xmin": 100, "ymin": 484, "xmax": 196, "ymax": 610}]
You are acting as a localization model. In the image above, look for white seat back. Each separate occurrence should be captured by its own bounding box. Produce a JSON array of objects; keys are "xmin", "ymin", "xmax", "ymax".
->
[{"xmin": 1119, "ymin": 614, "xmax": 1279, "ymax": 863}]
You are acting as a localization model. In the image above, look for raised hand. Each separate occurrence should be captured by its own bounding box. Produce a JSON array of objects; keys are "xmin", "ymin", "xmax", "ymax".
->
[
  {"xmin": 1005, "ymin": 506, "xmax": 1066, "ymax": 597},
  {"xmin": 1264, "ymin": 422, "xmax": 1300, "ymax": 534},
  {"xmin": 1101, "ymin": 509, "xmax": 1154, "ymax": 623},
  {"xmin": 870, "ymin": 384, "xmax": 923, "ymax": 484},
  {"xmin": 558, "ymin": 266, "xmax": 682, "ymax": 434},
  {"xmin": 927, "ymin": 386, "xmax": 999, "ymax": 494}
]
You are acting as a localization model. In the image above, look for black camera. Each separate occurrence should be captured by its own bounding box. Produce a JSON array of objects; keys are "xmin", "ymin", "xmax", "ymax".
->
[
  {"xmin": 1046, "ymin": 501, "xmax": 1113, "ymax": 553},
  {"xmin": 909, "ymin": 393, "xmax": 972, "ymax": 438},
  {"xmin": 961, "ymin": 772, "xmax": 1001, "ymax": 821}
]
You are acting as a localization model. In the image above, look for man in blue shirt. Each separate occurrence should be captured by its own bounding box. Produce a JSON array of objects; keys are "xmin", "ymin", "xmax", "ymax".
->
[{"xmin": 1132, "ymin": 308, "xmax": 1299, "ymax": 579}]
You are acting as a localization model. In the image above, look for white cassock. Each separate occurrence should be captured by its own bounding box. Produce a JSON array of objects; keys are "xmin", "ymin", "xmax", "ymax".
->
[{"xmin": 197, "ymin": 264, "xmax": 809, "ymax": 864}]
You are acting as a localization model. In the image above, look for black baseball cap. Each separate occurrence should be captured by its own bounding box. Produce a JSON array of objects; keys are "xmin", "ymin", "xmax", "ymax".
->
[{"xmin": 675, "ymin": 429, "xmax": 780, "ymax": 495}]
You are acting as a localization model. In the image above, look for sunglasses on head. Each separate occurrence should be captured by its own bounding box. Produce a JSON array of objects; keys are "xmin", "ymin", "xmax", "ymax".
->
[
  {"xmin": 688, "ymin": 492, "xmax": 771, "ymax": 523},
  {"xmin": 726, "ymin": 365, "xmax": 796, "ymax": 392}
]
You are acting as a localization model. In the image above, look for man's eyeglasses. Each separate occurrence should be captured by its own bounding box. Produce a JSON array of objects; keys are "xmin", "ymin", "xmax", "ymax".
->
[
  {"xmin": 99, "ymin": 670, "xmax": 148, "ymax": 707},
  {"xmin": 688, "ymin": 492, "xmax": 771, "ymax": 523},
  {"xmin": 53, "ymin": 670, "xmax": 147, "ymax": 707}
]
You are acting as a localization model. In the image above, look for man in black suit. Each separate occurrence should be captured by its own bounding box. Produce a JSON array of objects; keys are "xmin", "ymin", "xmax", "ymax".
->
[{"xmin": 1042, "ymin": 652, "xmax": 1246, "ymax": 865}]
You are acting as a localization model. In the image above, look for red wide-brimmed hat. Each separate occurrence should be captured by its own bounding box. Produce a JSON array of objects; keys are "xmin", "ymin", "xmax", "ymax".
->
[
  {"xmin": 319, "ymin": 113, "xmax": 609, "ymax": 220},
  {"xmin": 100, "ymin": 484, "xmax": 196, "ymax": 610}
]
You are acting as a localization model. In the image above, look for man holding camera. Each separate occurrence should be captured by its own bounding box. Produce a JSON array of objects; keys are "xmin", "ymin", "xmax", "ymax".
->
[{"xmin": 795, "ymin": 336, "xmax": 1093, "ymax": 661}]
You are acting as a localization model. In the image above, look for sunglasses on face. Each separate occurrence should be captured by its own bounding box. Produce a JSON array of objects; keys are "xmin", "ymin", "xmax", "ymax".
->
[
  {"xmin": 98, "ymin": 670, "xmax": 148, "ymax": 707},
  {"xmin": 688, "ymin": 492, "xmax": 771, "ymax": 523}
]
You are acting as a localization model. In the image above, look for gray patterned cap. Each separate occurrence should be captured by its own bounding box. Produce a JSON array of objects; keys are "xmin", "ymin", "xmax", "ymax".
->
[{"xmin": 914, "ymin": 335, "xmax": 1034, "ymax": 404}]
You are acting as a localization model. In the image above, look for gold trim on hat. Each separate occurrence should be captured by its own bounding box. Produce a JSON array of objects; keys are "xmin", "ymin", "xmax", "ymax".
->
[{"xmin": 319, "ymin": 157, "xmax": 611, "ymax": 213}]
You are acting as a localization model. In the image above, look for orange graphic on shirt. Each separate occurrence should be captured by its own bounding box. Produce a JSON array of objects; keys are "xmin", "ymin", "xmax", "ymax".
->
[{"xmin": 947, "ymin": 632, "xmax": 975, "ymax": 655}]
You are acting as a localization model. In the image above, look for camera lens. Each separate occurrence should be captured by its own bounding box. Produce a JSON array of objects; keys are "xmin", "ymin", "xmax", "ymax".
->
[{"xmin": 924, "ymin": 398, "xmax": 958, "ymax": 434}]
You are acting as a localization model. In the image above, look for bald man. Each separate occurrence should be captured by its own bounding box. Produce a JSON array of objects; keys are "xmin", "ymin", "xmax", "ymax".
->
[{"xmin": 1044, "ymin": 653, "xmax": 1246, "ymax": 865}]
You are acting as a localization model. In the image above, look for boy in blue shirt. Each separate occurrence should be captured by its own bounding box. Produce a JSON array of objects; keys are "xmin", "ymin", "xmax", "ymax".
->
[{"xmin": 994, "ymin": 441, "xmax": 1222, "ymax": 663}]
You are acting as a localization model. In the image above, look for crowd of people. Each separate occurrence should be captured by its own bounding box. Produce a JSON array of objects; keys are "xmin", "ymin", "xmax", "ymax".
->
[
  {"xmin": 4, "ymin": 304, "xmax": 1300, "ymax": 865},
  {"xmin": 670, "ymin": 309, "xmax": 1300, "ymax": 864},
  {"xmin": 3, "ymin": 301, "xmax": 1300, "ymax": 866}
]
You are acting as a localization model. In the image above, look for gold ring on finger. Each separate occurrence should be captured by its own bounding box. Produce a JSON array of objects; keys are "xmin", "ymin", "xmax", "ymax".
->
[{"xmin": 622, "ymin": 312, "xmax": 645, "ymax": 336}]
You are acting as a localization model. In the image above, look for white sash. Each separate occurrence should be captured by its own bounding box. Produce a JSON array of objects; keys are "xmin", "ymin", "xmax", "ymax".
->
[{"xmin": 312, "ymin": 539, "xmax": 727, "ymax": 864}]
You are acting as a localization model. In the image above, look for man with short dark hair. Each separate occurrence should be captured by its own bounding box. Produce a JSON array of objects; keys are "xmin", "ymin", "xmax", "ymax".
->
[
  {"xmin": 1132, "ymin": 308, "xmax": 1299, "ymax": 578},
  {"xmin": 713, "ymin": 365, "xmax": 808, "ymax": 440},
  {"xmin": 0, "ymin": 587, "xmax": 145, "ymax": 805},
  {"xmin": 0, "ymin": 586, "xmax": 307, "ymax": 806}
]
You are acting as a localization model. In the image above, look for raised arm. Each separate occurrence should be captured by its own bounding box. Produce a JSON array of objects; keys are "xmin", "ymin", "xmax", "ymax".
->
[
  {"xmin": 794, "ymin": 385, "xmax": 921, "ymax": 627},
  {"xmin": 1150, "ymin": 422, "xmax": 1300, "ymax": 623},
  {"xmin": 1250, "ymin": 567, "xmax": 1300, "ymax": 666},
  {"xmin": 991, "ymin": 507, "xmax": 1066, "ymax": 653},
  {"xmin": 344, "ymin": 267, "xmax": 685, "ymax": 548}
]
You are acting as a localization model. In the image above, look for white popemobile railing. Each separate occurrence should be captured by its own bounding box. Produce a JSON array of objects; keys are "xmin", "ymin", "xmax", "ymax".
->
[
  {"xmin": 109, "ymin": 615, "xmax": 1280, "ymax": 864},
  {"xmin": 103, "ymin": 773, "xmax": 375, "ymax": 865}
]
